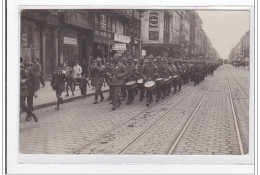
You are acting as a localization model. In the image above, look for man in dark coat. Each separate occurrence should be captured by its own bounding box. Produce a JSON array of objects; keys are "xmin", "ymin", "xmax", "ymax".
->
[
  {"xmin": 142, "ymin": 55, "xmax": 157, "ymax": 106},
  {"xmin": 51, "ymin": 65, "xmax": 67, "ymax": 110},
  {"xmin": 125, "ymin": 58, "xmax": 136, "ymax": 105},
  {"xmin": 20, "ymin": 60, "xmax": 38, "ymax": 123},
  {"xmin": 92, "ymin": 57, "xmax": 105, "ymax": 104},
  {"xmin": 106, "ymin": 54, "xmax": 127, "ymax": 110}
]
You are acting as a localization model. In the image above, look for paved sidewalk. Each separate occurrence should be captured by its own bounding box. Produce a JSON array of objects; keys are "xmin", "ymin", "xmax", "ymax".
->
[{"xmin": 33, "ymin": 81, "xmax": 109, "ymax": 109}]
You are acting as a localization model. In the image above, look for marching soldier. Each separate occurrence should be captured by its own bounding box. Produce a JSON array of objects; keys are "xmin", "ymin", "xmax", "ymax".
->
[
  {"xmin": 183, "ymin": 62, "xmax": 190, "ymax": 85},
  {"xmin": 176, "ymin": 61, "xmax": 183, "ymax": 92},
  {"xmin": 105, "ymin": 58, "xmax": 113, "ymax": 101},
  {"xmin": 106, "ymin": 54, "xmax": 127, "ymax": 110},
  {"xmin": 160, "ymin": 58, "xmax": 171, "ymax": 98},
  {"xmin": 155, "ymin": 56, "xmax": 164, "ymax": 102},
  {"xmin": 143, "ymin": 55, "xmax": 156, "ymax": 106},
  {"xmin": 193, "ymin": 62, "xmax": 201, "ymax": 86},
  {"xmin": 120, "ymin": 57, "xmax": 127, "ymax": 101},
  {"xmin": 125, "ymin": 58, "xmax": 136, "ymax": 105},
  {"xmin": 171, "ymin": 61, "xmax": 178, "ymax": 94},
  {"xmin": 166, "ymin": 58, "xmax": 174, "ymax": 95},
  {"xmin": 91, "ymin": 57, "xmax": 105, "ymax": 104}
]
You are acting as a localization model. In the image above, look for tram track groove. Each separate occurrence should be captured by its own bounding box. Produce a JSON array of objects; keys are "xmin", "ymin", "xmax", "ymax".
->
[
  {"xmin": 227, "ymin": 81, "xmax": 247, "ymax": 154},
  {"xmin": 118, "ymin": 80, "xmax": 214, "ymax": 154},
  {"xmin": 165, "ymin": 81, "xmax": 214, "ymax": 155}
]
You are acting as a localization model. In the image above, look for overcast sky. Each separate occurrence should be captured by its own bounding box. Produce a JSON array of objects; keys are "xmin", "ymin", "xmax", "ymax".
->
[{"xmin": 197, "ymin": 10, "xmax": 250, "ymax": 59}]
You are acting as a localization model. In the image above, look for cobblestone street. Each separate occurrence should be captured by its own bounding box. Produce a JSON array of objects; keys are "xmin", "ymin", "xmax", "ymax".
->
[{"xmin": 19, "ymin": 65, "xmax": 250, "ymax": 155}]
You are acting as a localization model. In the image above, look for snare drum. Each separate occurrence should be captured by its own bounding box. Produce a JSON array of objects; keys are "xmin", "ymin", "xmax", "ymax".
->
[
  {"xmin": 137, "ymin": 79, "xmax": 144, "ymax": 88},
  {"xmin": 155, "ymin": 77, "xmax": 164, "ymax": 85},
  {"xmin": 144, "ymin": 80, "xmax": 156, "ymax": 91},
  {"xmin": 125, "ymin": 81, "xmax": 137, "ymax": 90}
]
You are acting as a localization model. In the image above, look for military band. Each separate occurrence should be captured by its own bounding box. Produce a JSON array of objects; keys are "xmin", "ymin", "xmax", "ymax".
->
[{"xmin": 49, "ymin": 54, "xmax": 220, "ymax": 111}]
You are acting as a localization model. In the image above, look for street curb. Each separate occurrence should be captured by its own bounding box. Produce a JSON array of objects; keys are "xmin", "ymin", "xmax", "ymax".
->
[{"xmin": 24, "ymin": 89, "xmax": 110, "ymax": 111}]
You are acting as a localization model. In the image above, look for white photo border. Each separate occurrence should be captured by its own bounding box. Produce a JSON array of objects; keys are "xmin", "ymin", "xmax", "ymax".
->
[{"xmin": 5, "ymin": 0, "xmax": 256, "ymax": 174}]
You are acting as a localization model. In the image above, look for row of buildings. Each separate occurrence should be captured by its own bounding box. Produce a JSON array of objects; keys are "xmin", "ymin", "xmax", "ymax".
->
[
  {"xmin": 228, "ymin": 30, "xmax": 250, "ymax": 63},
  {"xmin": 20, "ymin": 9, "xmax": 220, "ymax": 78}
]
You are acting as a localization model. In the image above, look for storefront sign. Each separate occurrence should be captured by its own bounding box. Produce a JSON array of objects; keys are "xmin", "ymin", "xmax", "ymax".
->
[
  {"xmin": 149, "ymin": 12, "xmax": 158, "ymax": 28},
  {"xmin": 112, "ymin": 43, "xmax": 126, "ymax": 51},
  {"xmin": 114, "ymin": 33, "xmax": 130, "ymax": 44},
  {"xmin": 21, "ymin": 33, "xmax": 27, "ymax": 47},
  {"xmin": 64, "ymin": 37, "xmax": 77, "ymax": 45},
  {"xmin": 142, "ymin": 49, "xmax": 146, "ymax": 56}
]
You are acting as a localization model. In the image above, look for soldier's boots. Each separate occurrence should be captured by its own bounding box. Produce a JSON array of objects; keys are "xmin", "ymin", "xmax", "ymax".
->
[
  {"xmin": 93, "ymin": 95, "xmax": 98, "ymax": 104},
  {"xmin": 100, "ymin": 93, "xmax": 104, "ymax": 102}
]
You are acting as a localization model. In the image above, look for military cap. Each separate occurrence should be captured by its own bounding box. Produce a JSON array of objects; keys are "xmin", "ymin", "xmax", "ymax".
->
[
  {"xmin": 133, "ymin": 58, "xmax": 138, "ymax": 62},
  {"xmin": 147, "ymin": 55, "xmax": 154, "ymax": 59},
  {"xmin": 96, "ymin": 57, "xmax": 101, "ymax": 62},
  {"xmin": 127, "ymin": 58, "xmax": 133, "ymax": 62},
  {"xmin": 23, "ymin": 60, "xmax": 33, "ymax": 66},
  {"xmin": 113, "ymin": 54, "xmax": 119, "ymax": 59},
  {"xmin": 153, "ymin": 58, "xmax": 157, "ymax": 62},
  {"xmin": 156, "ymin": 56, "xmax": 162, "ymax": 60}
]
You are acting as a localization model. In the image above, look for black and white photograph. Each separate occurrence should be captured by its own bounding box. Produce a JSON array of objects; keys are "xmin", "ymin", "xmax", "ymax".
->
[{"xmin": 18, "ymin": 8, "xmax": 252, "ymax": 156}]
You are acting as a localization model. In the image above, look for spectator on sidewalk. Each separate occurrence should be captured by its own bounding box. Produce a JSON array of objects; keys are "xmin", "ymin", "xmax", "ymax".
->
[
  {"xmin": 36, "ymin": 57, "xmax": 45, "ymax": 88},
  {"xmin": 31, "ymin": 57, "xmax": 41, "ymax": 92},
  {"xmin": 20, "ymin": 60, "xmax": 38, "ymax": 123},
  {"xmin": 73, "ymin": 60, "xmax": 82, "ymax": 86},
  {"xmin": 51, "ymin": 65, "xmax": 67, "ymax": 110}
]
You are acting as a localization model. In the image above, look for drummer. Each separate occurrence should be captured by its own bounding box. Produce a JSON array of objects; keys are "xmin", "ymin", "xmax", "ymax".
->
[
  {"xmin": 155, "ymin": 56, "xmax": 164, "ymax": 102},
  {"xmin": 125, "ymin": 58, "xmax": 136, "ymax": 105},
  {"xmin": 143, "ymin": 55, "xmax": 157, "ymax": 106},
  {"xmin": 172, "ymin": 60, "xmax": 178, "ymax": 94},
  {"xmin": 135, "ymin": 58, "xmax": 146, "ymax": 102}
]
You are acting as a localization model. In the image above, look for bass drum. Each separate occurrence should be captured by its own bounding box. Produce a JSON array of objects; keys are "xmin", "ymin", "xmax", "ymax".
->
[
  {"xmin": 125, "ymin": 81, "xmax": 137, "ymax": 90},
  {"xmin": 144, "ymin": 80, "xmax": 156, "ymax": 91}
]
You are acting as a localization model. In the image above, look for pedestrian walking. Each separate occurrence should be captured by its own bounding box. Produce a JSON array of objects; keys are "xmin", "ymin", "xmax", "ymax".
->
[
  {"xmin": 20, "ymin": 60, "xmax": 38, "ymax": 123},
  {"xmin": 51, "ymin": 65, "xmax": 67, "ymax": 110},
  {"xmin": 106, "ymin": 54, "xmax": 127, "ymax": 110},
  {"xmin": 65, "ymin": 70, "xmax": 76, "ymax": 97}
]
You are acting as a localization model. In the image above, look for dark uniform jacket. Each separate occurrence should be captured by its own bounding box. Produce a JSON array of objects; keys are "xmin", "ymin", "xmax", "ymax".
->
[
  {"xmin": 51, "ymin": 72, "xmax": 66, "ymax": 91},
  {"xmin": 106, "ymin": 62, "xmax": 127, "ymax": 86},
  {"xmin": 156, "ymin": 62, "xmax": 165, "ymax": 76},
  {"xmin": 125, "ymin": 64, "xmax": 136, "ymax": 82},
  {"xmin": 91, "ymin": 65, "xmax": 105, "ymax": 85},
  {"xmin": 143, "ymin": 63, "xmax": 156, "ymax": 80},
  {"xmin": 20, "ymin": 66, "xmax": 36, "ymax": 97}
]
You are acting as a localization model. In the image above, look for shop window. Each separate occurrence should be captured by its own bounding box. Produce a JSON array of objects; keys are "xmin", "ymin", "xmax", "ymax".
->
[{"xmin": 149, "ymin": 31, "xmax": 159, "ymax": 40}]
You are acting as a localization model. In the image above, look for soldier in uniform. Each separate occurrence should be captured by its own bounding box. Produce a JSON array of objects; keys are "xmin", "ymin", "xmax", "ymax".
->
[
  {"xmin": 135, "ymin": 58, "xmax": 146, "ymax": 102},
  {"xmin": 183, "ymin": 62, "xmax": 190, "ymax": 85},
  {"xmin": 154, "ymin": 56, "xmax": 164, "ymax": 102},
  {"xmin": 176, "ymin": 61, "xmax": 183, "ymax": 92},
  {"xmin": 125, "ymin": 58, "xmax": 136, "ymax": 105},
  {"xmin": 132, "ymin": 58, "xmax": 139, "ymax": 96},
  {"xmin": 143, "ymin": 55, "xmax": 156, "ymax": 106},
  {"xmin": 160, "ymin": 58, "xmax": 171, "ymax": 98},
  {"xmin": 193, "ymin": 62, "xmax": 200, "ymax": 86},
  {"xmin": 51, "ymin": 65, "xmax": 67, "ymax": 110},
  {"xmin": 105, "ymin": 58, "xmax": 113, "ymax": 101},
  {"xmin": 91, "ymin": 57, "xmax": 105, "ymax": 104},
  {"xmin": 166, "ymin": 58, "xmax": 174, "ymax": 95},
  {"xmin": 106, "ymin": 54, "xmax": 127, "ymax": 110},
  {"xmin": 171, "ymin": 60, "xmax": 178, "ymax": 94},
  {"xmin": 120, "ymin": 57, "xmax": 127, "ymax": 101}
]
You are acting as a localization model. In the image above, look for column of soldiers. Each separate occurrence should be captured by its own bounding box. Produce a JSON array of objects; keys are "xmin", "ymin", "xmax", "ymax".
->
[{"xmin": 50, "ymin": 54, "xmax": 220, "ymax": 111}]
